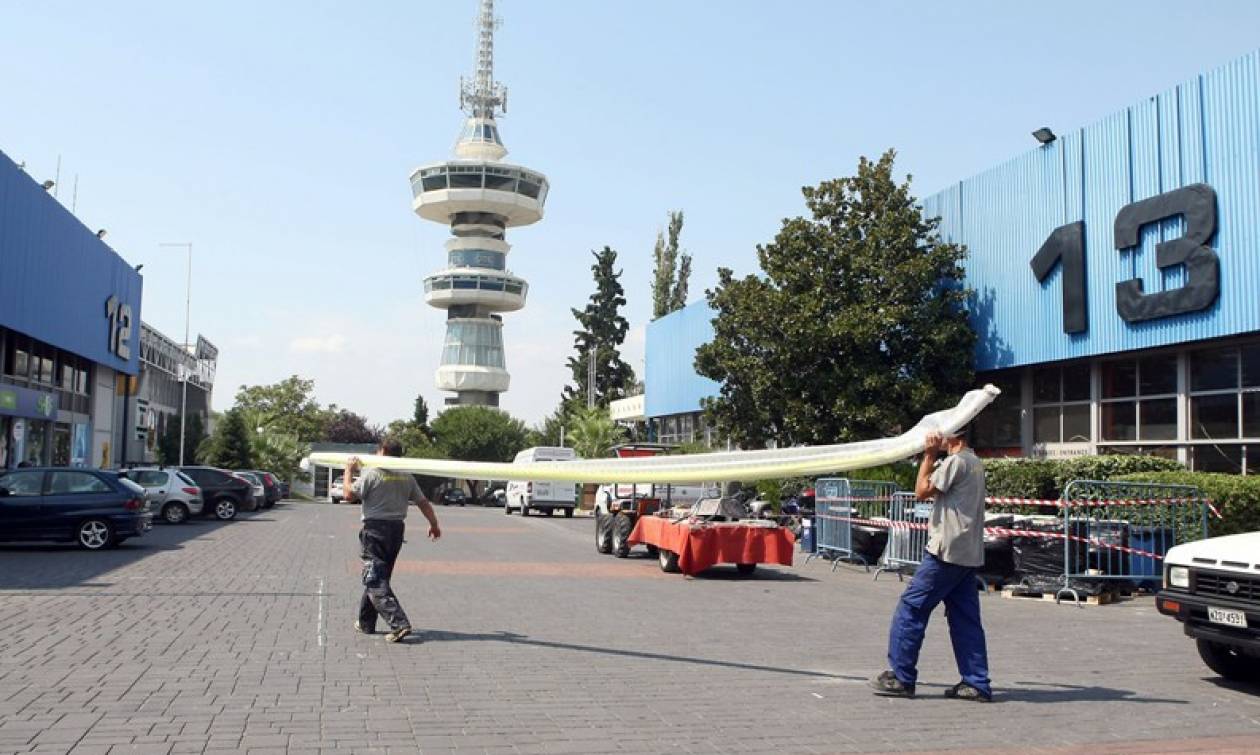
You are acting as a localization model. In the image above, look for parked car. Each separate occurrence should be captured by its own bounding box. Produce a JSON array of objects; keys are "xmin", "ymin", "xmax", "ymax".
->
[
  {"xmin": 439, "ymin": 488, "xmax": 468, "ymax": 506},
  {"xmin": 274, "ymin": 475, "xmax": 290, "ymax": 500},
  {"xmin": 177, "ymin": 466, "xmax": 251, "ymax": 520},
  {"xmin": 121, "ymin": 467, "xmax": 203, "ymax": 524},
  {"xmin": 330, "ymin": 474, "xmax": 358, "ymax": 504},
  {"xmin": 242, "ymin": 470, "xmax": 280, "ymax": 508},
  {"xmin": 0, "ymin": 467, "xmax": 152, "ymax": 550},
  {"xmin": 233, "ymin": 471, "xmax": 267, "ymax": 511},
  {"xmin": 479, "ymin": 487, "xmax": 506, "ymax": 507}
]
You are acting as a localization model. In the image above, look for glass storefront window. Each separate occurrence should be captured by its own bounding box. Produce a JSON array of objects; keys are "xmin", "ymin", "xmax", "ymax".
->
[
  {"xmin": 1140, "ymin": 355, "xmax": 1177, "ymax": 395},
  {"xmin": 1140, "ymin": 398, "xmax": 1178, "ymax": 441},
  {"xmin": 1062, "ymin": 404, "xmax": 1091, "ymax": 442},
  {"xmin": 1101, "ymin": 361, "xmax": 1136, "ymax": 399},
  {"xmin": 1191, "ymin": 347, "xmax": 1238, "ymax": 391},
  {"xmin": 1033, "ymin": 368, "xmax": 1059, "ymax": 403},
  {"xmin": 1033, "ymin": 407, "xmax": 1060, "ymax": 443},
  {"xmin": 1062, "ymin": 364, "xmax": 1090, "ymax": 402},
  {"xmin": 1243, "ymin": 392, "xmax": 1260, "ymax": 438},
  {"xmin": 1101, "ymin": 402, "xmax": 1136, "ymax": 441},
  {"xmin": 1191, "ymin": 393, "xmax": 1238, "ymax": 439},
  {"xmin": 1192, "ymin": 444, "xmax": 1242, "ymax": 473},
  {"xmin": 972, "ymin": 373, "xmax": 1021, "ymax": 449}
]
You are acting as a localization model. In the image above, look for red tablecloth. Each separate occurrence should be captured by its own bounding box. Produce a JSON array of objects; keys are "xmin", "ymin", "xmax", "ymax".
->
[{"xmin": 628, "ymin": 516, "xmax": 795, "ymax": 575}]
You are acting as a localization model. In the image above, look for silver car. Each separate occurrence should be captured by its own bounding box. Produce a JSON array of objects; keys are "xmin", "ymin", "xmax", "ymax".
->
[{"xmin": 125, "ymin": 468, "xmax": 204, "ymax": 524}]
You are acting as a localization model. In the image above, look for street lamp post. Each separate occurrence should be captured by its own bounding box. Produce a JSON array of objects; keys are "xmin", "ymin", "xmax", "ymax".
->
[{"xmin": 160, "ymin": 242, "xmax": 193, "ymax": 465}]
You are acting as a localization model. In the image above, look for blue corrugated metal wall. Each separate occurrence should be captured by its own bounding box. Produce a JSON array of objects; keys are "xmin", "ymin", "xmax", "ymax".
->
[
  {"xmin": 0, "ymin": 150, "xmax": 143, "ymax": 374},
  {"xmin": 645, "ymin": 301, "xmax": 722, "ymax": 417},
  {"xmin": 926, "ymin": 48, "xmax": 1260, "ymax": 371}
]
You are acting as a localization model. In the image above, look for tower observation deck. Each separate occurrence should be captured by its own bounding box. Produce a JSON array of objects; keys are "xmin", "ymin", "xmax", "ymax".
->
[{"xmin": 410, "ymin": 0, "xmax": 549, "ymax": 407}]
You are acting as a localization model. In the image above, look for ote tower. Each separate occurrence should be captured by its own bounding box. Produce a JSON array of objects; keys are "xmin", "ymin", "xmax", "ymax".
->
[{"xmin": 410, "ymin": 0, "xmax": 550, "ymax": 407}]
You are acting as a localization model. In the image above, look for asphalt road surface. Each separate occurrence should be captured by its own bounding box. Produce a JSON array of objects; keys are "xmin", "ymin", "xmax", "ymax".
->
[{"xmin": 1, "ymin": 502, "xmax": 1257, "ymax": 754}]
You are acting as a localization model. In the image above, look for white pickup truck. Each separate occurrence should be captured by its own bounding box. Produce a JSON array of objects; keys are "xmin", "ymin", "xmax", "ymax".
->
[{"xmin": 1156, "ymin": 531, "xmax": 1260, "ymax": 683}]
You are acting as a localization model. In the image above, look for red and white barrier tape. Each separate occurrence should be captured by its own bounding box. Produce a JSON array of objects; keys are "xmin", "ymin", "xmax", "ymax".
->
[{"xmin": 815, "ymin": 513, "xmax": 1169, "ymax": 561}]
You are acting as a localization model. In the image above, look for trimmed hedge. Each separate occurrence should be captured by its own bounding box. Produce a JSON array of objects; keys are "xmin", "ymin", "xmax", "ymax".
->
[
  {"xmin": 983, "ymin": 455, "xmax": 1184, "ymax": 500},
  {"xmin": 1115, "ymin": 471, "xmax": 1260, "ymax": 537}
]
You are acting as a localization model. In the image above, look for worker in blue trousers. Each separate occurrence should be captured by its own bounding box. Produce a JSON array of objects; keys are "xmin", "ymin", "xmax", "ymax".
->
[{"xmin": 871, "ymin": 427, "xmax": 993, "ymax": 702}]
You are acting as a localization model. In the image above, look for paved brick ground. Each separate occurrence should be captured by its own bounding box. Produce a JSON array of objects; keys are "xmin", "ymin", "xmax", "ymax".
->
[{"xmin": 1, "ymin": 502, "xmax": 1257, "ymax": 754}]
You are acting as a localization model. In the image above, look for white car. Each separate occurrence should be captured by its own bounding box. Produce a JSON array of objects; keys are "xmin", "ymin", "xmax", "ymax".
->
[
  {"xmin": 1157, "ymin": 531, "xmax": 1260, "ymax": 683},
  {"xmin": 330, "ymin": 474, "xmax": 359, "ymax": 504},
  {"xmin": 124, "ymin": 468, "xmax": 204, "ymax": 524}
]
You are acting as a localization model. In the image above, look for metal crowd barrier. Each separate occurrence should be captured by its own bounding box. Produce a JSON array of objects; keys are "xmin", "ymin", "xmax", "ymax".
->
[
  {"xmin": 806, "ymin": 478, "xmax": 896, "ymax": 572},
  {"xmin": 873, "ymin": 492, "xmax": 934, "ymax": 581},
  {"xmin": 1054, "ymin": 479, "xmax": 1211, "ymax": 601}
]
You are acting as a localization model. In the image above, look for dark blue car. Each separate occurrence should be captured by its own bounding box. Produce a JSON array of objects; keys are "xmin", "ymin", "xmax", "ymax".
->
[{"xmin": 0, "ymin": 467, "xmax": 152, "ymax": 550}]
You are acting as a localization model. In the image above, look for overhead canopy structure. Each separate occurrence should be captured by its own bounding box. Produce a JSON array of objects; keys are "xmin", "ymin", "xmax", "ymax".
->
[{"xmin": 304, "ymin": 386, "xmax": 999, "ymax": 484}]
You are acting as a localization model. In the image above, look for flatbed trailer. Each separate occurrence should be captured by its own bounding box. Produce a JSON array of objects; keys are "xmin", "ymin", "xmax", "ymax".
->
[{"xmin": 628, "ymin": 513, "xmax": 796, "ymax": 576}]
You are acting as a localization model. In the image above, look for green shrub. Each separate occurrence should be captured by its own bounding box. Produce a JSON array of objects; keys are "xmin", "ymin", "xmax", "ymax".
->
[
  {"xmin": 1116, "ymin": 471, "xmax": 1260, "ymax": 537},
  {"xmin": 983, "ymin": 455, "xmax": 1184, "ymax": 500},
  {"xmin": 847, "ymin": 463, "xmax": 917, "ymax": 493}
]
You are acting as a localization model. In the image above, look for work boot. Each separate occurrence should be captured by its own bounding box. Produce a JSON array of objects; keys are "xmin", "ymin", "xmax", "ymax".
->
[
  {"xmin": 944, "ymin": 682, "xmax": 992, "ymax": 702},
  {"xmin": 384, "ymin": 626, "xmax": 412, "ymax": 643},
  {"xmin": 869, "ymin": 670, "xmax": 915, "ymax": 698}
]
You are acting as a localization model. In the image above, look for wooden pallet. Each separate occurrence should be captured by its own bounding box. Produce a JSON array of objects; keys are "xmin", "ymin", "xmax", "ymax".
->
[{"xmin": 1000, "ymin": 586, "xmax": 1129, "ymax": 606}]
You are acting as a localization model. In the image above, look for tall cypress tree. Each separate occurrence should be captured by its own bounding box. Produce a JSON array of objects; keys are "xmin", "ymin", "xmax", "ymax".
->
[
  {"xmin": 203, "ymin": 408, "xmax": 254, "ymax": 469},
  {"xmin": 564, "ymin": 247, "xmax": 634, "ymax": 409},
  {"xmin": 651, "ymin": 210, "xmax": 692, "ymax": 319}
]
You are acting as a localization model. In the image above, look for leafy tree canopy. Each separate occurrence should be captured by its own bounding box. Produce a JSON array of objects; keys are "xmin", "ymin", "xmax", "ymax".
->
[
  {"xmin": 430, "ymin": 406, "xmax": 530, "ymax": 463},
  {"xmin": 563, "ymin": 246, "xmax": 635, "ymax": 410},
  {"xmin": 325, "ymin": 409, "xmax": 383, "ymax": 445},
  {"xmin": 566, "ymin": 406, "xmax": 626, "ymax": 459},
  {"xmin": 695, "ymin": 150, "xmax": 976, "ymax": 448},
  {"xmin": 235, "ymin": 376, "xmax": 329, "ymax": 442},
  {"xmin": 201, "ymin": 408, "xmax": 254, "ymax": 469},
  {"xmin": 652, "ymin": 210, "xmax": 692, "ymax": 319}
]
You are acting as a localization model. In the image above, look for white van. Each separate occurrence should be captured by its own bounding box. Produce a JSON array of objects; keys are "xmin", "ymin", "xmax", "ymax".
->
[{"xmin": 505, "ymin": 446, "xmax": 579, "ymax": 518}]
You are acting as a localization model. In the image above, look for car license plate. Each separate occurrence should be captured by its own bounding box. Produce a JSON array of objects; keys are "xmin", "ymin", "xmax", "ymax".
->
[{"xmin": 1208, "ymin": 606, "xmax": 1248, "ymax": 628}]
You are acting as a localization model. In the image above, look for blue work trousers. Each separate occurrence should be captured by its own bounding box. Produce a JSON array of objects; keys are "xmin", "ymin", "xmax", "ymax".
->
[{"xmin": 887, "ymin": 551, "xmax": 991, "ymax": 695}]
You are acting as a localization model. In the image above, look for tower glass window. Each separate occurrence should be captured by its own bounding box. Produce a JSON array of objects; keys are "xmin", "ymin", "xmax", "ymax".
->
[
  {"xmin": 448, "ymin": 250, "xmax": 506, "ymax": 270},
  {"xmin": 441, "ymin": 320, "xmax": 505, "ymax": 368}
]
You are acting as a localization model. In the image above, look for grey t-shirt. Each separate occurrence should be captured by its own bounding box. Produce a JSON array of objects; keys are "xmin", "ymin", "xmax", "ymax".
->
[
  {"xmin": 352, "ymin": 468, "xmax": 426, "ymax": 522},
  {"xmin": 925, "ymin": 448, "xmax": 986, "ymax": 567}
]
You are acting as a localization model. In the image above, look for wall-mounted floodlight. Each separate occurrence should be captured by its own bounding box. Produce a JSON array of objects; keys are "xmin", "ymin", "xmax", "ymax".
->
[
  {"xmin": 41, "ymin": 180, "xmax": 55, "ymax": 190},
  {"xmin": 96, "ymin": 229, "xmax": 107, "ymax": 239},
  {"xmin": 1032, "ymin": 127, "xmax": 1057, "ymax": 145}
]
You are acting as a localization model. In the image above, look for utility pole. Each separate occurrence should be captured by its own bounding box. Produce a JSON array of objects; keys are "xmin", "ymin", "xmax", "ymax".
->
[
  {"xmin": 587, "ymin": 343, "xmax": 597, "ymax": 409},
  {"xmin": 160, "ymin": 242, "xmax": 193, "ymax": 465}
]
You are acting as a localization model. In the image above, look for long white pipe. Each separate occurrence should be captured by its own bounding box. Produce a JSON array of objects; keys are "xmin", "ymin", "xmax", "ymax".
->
[{"xmin": 304, "ymin": 385, "xmax": 999, "ymax": 484}]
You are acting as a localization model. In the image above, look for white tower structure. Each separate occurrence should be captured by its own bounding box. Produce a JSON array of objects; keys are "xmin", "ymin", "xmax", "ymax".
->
[{"xmin": 410, "ymin": 0, "xmax": 549, "ymax": 407}]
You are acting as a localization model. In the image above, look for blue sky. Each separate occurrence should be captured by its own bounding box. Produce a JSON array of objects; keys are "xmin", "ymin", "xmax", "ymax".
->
[{"xmin": 3, "ymin": 1, "xmax": 1259, "ymax": 427}]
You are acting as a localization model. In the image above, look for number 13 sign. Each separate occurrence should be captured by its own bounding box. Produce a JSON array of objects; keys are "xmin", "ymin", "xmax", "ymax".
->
[{"xmin": 1029, "ymin": 183, "xmax": 1219, "ymax": 334}]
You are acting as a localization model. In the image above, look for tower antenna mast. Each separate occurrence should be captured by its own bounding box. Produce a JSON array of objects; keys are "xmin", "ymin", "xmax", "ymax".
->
[{"xmin": 460, "ymin": 0, "xmax": 507, "ymax": 118}]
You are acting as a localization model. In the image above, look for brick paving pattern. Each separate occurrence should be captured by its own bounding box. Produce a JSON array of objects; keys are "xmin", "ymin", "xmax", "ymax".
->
[{"xmin": 1, "ymin": 502, "xmax": 1257, "ymax": 754}]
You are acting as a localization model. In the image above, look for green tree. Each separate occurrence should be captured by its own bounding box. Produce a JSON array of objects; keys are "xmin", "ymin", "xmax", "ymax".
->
[
  {"xmin": 157, "ymin": 412, "xmax": 206, "ymax": 466},
  {"xmin": 563, "ymin": 247, "xmax": 635, "ymax": 410},
  {"xmin": 566, "ymin": 406, "xmax": 625, "ymax": 459},
  {"xmin": 431, "ymin": 406, "xmax": 530, "ymax": 463},
  {"xmin": 201, "ymin": 408, "xmax": 255, "ymax": 469},
  {"xmin": 324, "ymin": 409, "xmax": 382, "ymax": 444},
  {"xmin": 385, "ymin": 419, "xmax": 436, "ymax": 457},
  {"xmin": 651, "ymin": 210, "xmax": 692, "ymax": 318},
  {"xmin": 234, "ymin": 376, "xmax": 329, "ymax": 442},
  {"xmin": 526, "ymin": 406, "xmax": 569, "ymax": 448},
  {"xmin": 695, "ymin": 150, "xmax": 976, "ymax": 447},
  {"xmin": 430, "ymin": 406, "xmax": 530, "ymax": 497},
  {"xmin": 412, "ymin": 394, "xmax": 431, "ymax": 431}
]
